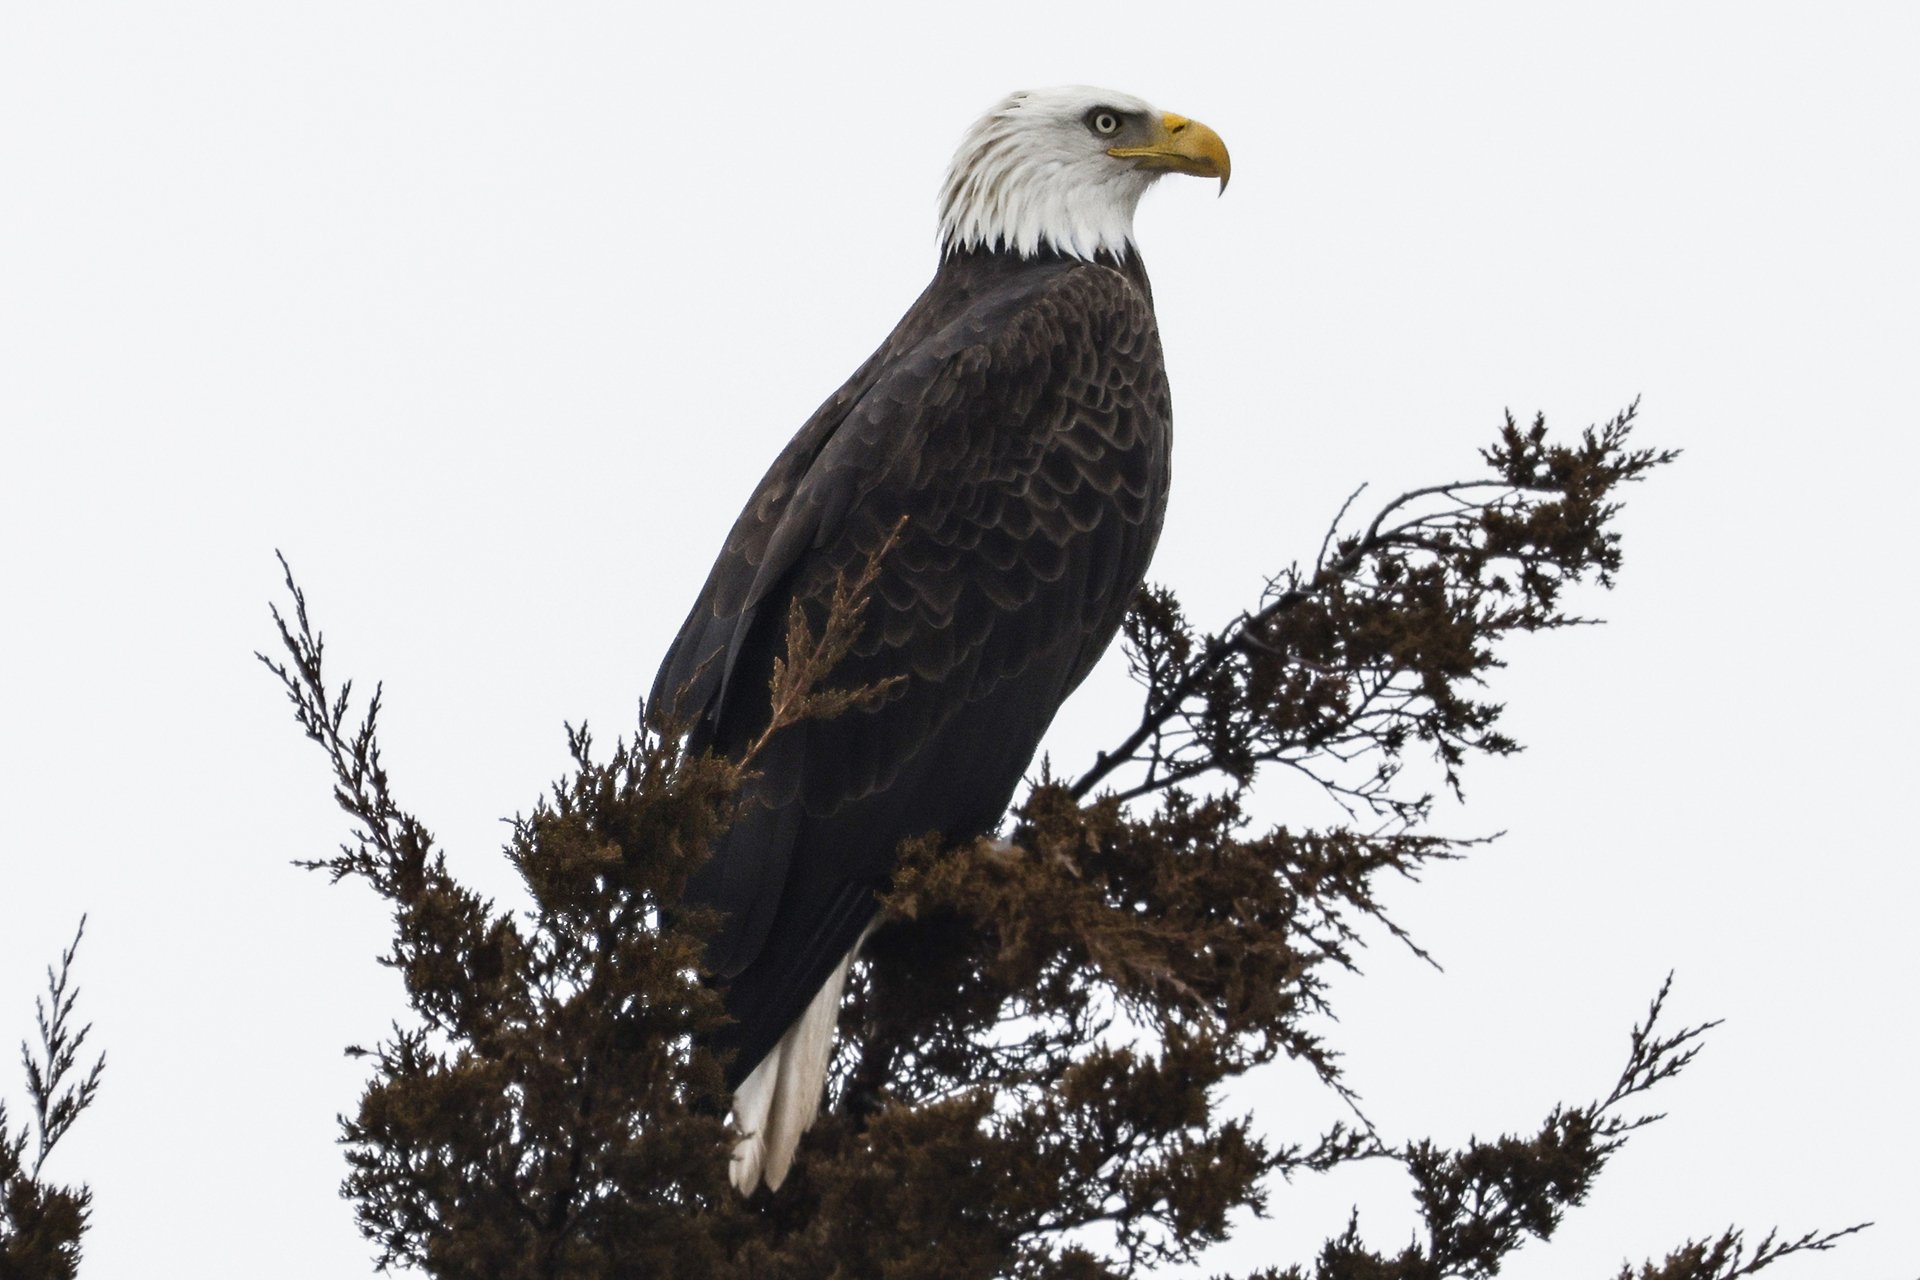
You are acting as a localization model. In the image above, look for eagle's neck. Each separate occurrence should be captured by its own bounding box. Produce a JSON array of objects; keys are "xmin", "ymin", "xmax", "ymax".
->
[
  {"xmin": 932, "ymin": 245, "xmax": 1154, "ymax": 306},
  {"xmin": 836, "ymin": 247, "xmax": 1153, "ymax": 412}
]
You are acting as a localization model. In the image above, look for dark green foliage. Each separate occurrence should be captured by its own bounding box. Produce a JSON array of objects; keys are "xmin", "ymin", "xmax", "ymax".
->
[
  {"xmin": 267, "ymin": 407, "xmax": 1861, "ymax": 1277},
  {"xmin": 0, "ymin": 921, "xmax": 104, "ymax": 1280}
]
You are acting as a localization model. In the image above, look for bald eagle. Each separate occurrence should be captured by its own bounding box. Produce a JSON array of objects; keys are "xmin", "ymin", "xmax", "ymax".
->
[{"xmin": 649, "ymin": 86, "xmax": 1228, "ymax": 1194}]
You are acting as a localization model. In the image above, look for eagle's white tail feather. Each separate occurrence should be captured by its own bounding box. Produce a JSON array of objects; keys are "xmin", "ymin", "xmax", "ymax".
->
[
  {"xmin": 728, "ymin": 1041, "xmax": 781, "ymax": 1194},
  {"xmin": 728, "ymin": 932, "xmax": 869, "ymax": 1195}
]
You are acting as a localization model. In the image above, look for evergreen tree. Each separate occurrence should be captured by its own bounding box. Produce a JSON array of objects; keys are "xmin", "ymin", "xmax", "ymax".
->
[
  {"xmin": 0, "ymin": 921, "xmax": 104, "ymax": 1280},
  {"xmin": 261, "ymin": 405, "xmax": 1863, "ymax": 1278}
]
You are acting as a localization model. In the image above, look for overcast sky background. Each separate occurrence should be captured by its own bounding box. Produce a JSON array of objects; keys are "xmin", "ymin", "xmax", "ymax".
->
[{"xmin": 3, "ymin": 3, "xmax": 1916, "ymax": 1276}]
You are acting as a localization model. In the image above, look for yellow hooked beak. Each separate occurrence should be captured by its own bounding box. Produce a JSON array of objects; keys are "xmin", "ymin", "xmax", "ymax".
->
[{"xmin": 1108, "ymin": 112, "xmax": 1231, "ymax": 192}]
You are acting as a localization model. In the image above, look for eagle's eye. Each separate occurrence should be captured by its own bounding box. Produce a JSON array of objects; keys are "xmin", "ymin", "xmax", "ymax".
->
[{"xmin": 1090, "ymin": 110, "xmax": 1121, "ymax": 137}]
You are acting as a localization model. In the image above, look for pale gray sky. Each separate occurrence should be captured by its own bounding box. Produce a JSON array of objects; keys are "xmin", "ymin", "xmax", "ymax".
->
[{"xmin": 2, "ymin": 3, "xmax": 1915, "ymax": 1276}]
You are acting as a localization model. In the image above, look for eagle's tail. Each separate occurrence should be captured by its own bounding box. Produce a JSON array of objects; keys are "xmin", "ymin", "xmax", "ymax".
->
[{"xmin": 728, "ymin": 935, "xmax": 867, "ymax": 1195}]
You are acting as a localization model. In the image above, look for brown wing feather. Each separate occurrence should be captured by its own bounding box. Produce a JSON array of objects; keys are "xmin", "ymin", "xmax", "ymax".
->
[{"xmin": 649, "ymin": 251, "xmax": 1170, "ymax": 1083}]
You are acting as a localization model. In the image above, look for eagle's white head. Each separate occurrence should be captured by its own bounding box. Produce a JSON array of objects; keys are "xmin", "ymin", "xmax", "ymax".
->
[{"xmin": 938, "ymin": 86, "xmax": 1229, "ymax": 262}]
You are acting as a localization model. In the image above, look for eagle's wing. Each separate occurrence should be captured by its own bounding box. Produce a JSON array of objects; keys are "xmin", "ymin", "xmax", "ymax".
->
[{"xmin": 650, "ymin": 259, "xmax": 1169, "ymax": 1077}]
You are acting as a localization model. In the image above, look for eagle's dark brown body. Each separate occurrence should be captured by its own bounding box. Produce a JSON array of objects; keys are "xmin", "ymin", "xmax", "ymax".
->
[{"xmin": 650, "ymin": 245, "xmax": 1172, "ymax": 1087}]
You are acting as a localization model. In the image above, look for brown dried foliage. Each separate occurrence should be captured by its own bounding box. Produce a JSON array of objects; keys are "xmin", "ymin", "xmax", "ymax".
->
[{"xmin": 256, "ymin": 406, "xmax": 1864, "ymax": 1278}]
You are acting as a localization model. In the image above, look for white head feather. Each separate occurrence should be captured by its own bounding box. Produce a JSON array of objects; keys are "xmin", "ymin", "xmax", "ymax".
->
[{"xmin": 938, "ymin": 86, "xmax": 1167, "ymax": 262}]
